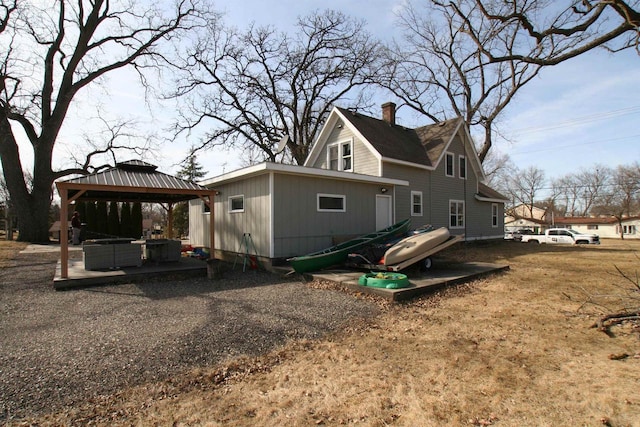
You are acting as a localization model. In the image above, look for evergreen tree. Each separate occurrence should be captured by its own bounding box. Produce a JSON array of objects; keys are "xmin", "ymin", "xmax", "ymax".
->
[
  {"xmin": 85, "ymin": 201, "xmax": 97, "ymax": 234},
  {"xmin": 96, "ymin": 201, "xmax": 108, "ymax": 236},
  {"xmin": 172, "ymin": 203, "xmax": 189, "ymax": 239},
  {"xmin": 174, "ymin": 150, "xmax": 206, "ymax": 238},
  {"xmin": 120, "ymin": 202, "xmax": 132, "ymax": 238},
  {"xmin": 108, "ymin": 201, "xmax": 120, "ymax": 237},
  {"xmin": 177, "ymin": 150, "xmax": 206, "ymax": 182},
  {"xmin": 132, "ymin": 202, "xmax": 143, "ymax": 239}
]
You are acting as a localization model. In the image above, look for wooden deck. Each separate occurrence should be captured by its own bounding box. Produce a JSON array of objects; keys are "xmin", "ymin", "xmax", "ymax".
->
[{"xmin": 53, "ymin": 256, "xmax": 207, "ymax": 290}]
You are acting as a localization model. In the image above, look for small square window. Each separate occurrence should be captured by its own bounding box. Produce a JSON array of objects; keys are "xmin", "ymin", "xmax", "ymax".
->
[{"xmin": 229, "ymin": 195, "xmax": 244, "ymax": 213}]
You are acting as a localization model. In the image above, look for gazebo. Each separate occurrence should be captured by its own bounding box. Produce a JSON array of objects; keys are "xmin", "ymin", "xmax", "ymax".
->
[{"xmin": 55, "ymin": 160, "xmax": 217, "ymax": 279}]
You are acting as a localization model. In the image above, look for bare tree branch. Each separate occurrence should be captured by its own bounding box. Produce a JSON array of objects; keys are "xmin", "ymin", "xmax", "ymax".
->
[
  {"xmin": 168, "ymin": 9, "xmax": 386, "ymax": 165},
  {"xmin": 384, "ymin": 1, "xmax": 543, "ymax": 163},
  {"xmin": 0, "ymin": 0, "xmax": 209, "ymax": 242},
  {"xmin": 462, "ymin": 0, "xmax": 640, "ymax": 65}
]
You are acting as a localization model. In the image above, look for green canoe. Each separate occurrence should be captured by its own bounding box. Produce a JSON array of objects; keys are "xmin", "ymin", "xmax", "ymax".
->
[{"xmin": 288, "ymin": 218, "xmax": 411, "ymax": 273}]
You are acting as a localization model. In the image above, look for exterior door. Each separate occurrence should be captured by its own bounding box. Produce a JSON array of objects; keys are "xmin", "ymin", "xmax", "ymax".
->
[{"xmin": 376, "ymin": 195, "xmax": 393, "ymax": 230}]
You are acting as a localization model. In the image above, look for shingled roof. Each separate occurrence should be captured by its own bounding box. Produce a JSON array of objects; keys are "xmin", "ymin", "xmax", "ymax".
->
[
  {"xmin": 335, "ymin": 107, "xmax": 462, "ymax": 168},
  {"xmin": 57, "ymin": 160, "xmax": 213, "ymax": 204}
]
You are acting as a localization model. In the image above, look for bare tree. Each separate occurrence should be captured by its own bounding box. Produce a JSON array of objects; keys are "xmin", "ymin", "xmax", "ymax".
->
[
  {"xmin": 576, "ymin": 165, "xmax": 612, "ymax": 216},
  {"xmin": 550, "ymin": 175, "xmax": 579, "ymax": 216},
  {"xmin": 505, "ymin": 165, "xmax": 547, "ymax": 217},
  {"xmin": 0, "ymin": 0, "xmax": 209, "ymax": 242},
  {"xmin": 461, "ymin": 0, "xmax": 640, "ymax": 66},
  {"xmin": 170, "ymin": 9, "xmax": 386, "ymax": 165},
  {"xmin": 592, "ymin": 162, "xmax": 640, "ymax": 237},
  {"xmin": 386, "ymin": 1, "xmax": 544, "ymax": 163},
  {"xmin": 482, "ymin": 148, "xmax": 514, "ymax": 199}
]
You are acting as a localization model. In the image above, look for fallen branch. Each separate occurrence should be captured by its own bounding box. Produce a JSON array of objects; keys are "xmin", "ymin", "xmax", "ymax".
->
[{"xmin": 591, "ymin": 311, "xmax": 640, "ymax": 335}]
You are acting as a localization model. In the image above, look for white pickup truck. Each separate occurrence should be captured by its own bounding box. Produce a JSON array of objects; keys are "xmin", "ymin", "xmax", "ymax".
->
[{"xmin": 520, "ymin": 228, "xmax": 600, "ymax": 245}]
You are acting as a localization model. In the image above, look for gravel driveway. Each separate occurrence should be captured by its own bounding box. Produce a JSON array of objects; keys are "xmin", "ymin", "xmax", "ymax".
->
[{"xmin": 0, "ymin": 251, "xmax": 379, "ymax": 422}]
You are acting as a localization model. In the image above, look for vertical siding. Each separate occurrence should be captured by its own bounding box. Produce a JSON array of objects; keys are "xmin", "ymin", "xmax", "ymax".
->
[
  {"xmin": 430, "ymin": 135, "xmax": 475, "ymax": 236},
  {"xmin": 382, "ymin": 162, "xmax": 430, "ymax": 230},
  {"xmin": 272, "ymin": 174, "xmax": 381, "ymax": 257},
  {"xmin": 381, "ymin": 133, "xmax": 502, "ymax": 239},
  {"xmin": 188, "ymin": 199, "xmax": 208, "ymax": 246},
  {"xmin": 191, "ymin": 176, "xmax": 271, "ymax": 254},
  {"xmin": 213, "ymin": 175, "xmax": 271, "ymax": 256}
]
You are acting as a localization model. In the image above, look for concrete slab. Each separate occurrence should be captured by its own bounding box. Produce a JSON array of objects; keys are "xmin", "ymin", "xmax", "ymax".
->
[
  {"xmin": 306, "ymin": 261, "xmax": 509, "ymax": 301},
  {"xmin": 53, "ymin": 257, "xmax": 207, "ymax": 290},
  {"xmin": 21, "ymin": 243, "xmax": 83, "ymax": 254}
]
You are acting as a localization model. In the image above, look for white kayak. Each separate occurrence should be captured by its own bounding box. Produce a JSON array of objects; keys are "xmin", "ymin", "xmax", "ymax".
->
[{"xmin": 382, "ymin": 227, "xmax": 450, "ymax": 266}]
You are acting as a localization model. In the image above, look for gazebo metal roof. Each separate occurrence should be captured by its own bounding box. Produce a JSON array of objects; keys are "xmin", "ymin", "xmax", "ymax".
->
[
  {"xmin": 59, "ymin": 160, "xmax": 211, "ymax": 204},
  {"xmin": 55, "ymin": 160, "xmax": 218, "ymax": 279}
]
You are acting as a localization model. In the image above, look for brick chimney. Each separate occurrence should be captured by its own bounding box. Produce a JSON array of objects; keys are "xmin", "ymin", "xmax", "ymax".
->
[{"xmin": 381, "ymin": 102, "xmax": 396, "ymax": 125}]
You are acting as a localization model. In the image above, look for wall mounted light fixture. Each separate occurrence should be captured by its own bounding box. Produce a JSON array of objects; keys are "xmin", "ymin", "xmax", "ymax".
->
[{"xmin": 380, "ymin": 187, "xmax": 388, "ymax": 193}]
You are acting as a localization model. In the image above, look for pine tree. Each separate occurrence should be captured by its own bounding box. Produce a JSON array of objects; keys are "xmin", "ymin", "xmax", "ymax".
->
[
  {"xmin": 120, "ymin": 202, "xmax": 132, "ymax": 238},
  {"xmin": 177, "ymin": 150, "xmax": 206, "ymax": 182},
  {"xmin": 108, "ymin": 201, "xmax": 120, "ymax": 237},
  {"xmin": 85, "ymin": 201, "xmax": 97, "ymax": 234},
  {"xmin": 132, "ymin": 202, "xmax": 143, "ymax": 239},
  {"xmin": 96, "ymin": 201, "xmax": 108, "ymax": 236},
  {"xmin": 174, "ymin": 150, "xmax": 206, "ymax": 238}
]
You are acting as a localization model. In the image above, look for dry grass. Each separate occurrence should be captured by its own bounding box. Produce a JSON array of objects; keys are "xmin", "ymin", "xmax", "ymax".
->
[
  {"xmin": 0, "ymin": 239, "xmax": 27, "ymax": 268},
  {"xmin": 10, "ymin": 239, "xmax": 640, "ymax": 426}
]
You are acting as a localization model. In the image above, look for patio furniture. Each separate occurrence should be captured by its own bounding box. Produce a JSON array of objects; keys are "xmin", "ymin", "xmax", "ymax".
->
[
  {"xmin": 144, "ymin": 239, "xmax": 181, "ymax": 263},
  {"xmin": 83, "ymin": 239, "xmax": 142, "ymax": 270}
]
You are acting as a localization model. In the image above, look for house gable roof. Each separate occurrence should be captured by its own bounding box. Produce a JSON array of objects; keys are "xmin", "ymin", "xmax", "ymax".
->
[
  {"xmin": 305, "ymin": 106, "xmax": 486, "ymax": 182},
  {"xmin": 333, "ymin": 107, "xmax": 433, "ymax": 167}
]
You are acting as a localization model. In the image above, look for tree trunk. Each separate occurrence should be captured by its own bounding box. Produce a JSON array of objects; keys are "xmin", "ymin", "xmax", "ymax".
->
[
  {"xmin": 0, "ymin": 114, "xmax": 55, "ymax": 243},
  {"xmin": 13, "ymin": 194, "xmax": 53, "ymax": 243}
]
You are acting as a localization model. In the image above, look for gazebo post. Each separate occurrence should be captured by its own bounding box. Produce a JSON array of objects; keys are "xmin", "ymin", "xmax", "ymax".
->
[
  {"xmin": 167, "ymin": 202, "xmax": 174, "ymax": 239},
  {"xmin": 60, "ymin": 187, "xmax": 69, "ymax": 278}
]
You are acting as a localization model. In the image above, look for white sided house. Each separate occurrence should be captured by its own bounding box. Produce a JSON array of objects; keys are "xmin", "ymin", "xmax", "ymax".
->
[
  {"xmin": 553, "ymin": 216, "xmax": 640, "ymax": 239},
  {"xmin": 190, "ymin": 103, "xmax": 508, "ymax": 268}
]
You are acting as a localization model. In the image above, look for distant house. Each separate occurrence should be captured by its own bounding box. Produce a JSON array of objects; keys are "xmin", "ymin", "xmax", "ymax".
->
[
  {"xmin": 504, "ymin": 204, "xmax": 550, "ymax": 234},
  {"xmin": 553, "ymin": 216, "xmax": 640, "ymax": 239},
  {"xmin": 504, "ymin": 216, "xmax": 548, "ymax": 234},
  {"xmin": 190, "ymin": 103, "xmax": 508, "ymax": 267},
  {"xmin": 49, "ymin": 221, "xmax": 71, "ymax": 241},
  {"xmin": 506, "ymin": 204, "xmax": 549, "ymax": 221}
]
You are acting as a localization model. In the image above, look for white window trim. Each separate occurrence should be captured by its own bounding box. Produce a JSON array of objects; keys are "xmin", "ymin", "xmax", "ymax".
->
[
  {"xmin": 449, "ymin": 199, "xmax": 465, "ymax": 229},
  {"xmin": 411, "ymin": 190, "xmax": 423, "ymax": 217},
  {"xmin": 326, "ymin": 138, "xmax": 354, "ymax": 172},
  {"xmin": 459, "ymin": 155, "xmax": 467, "ymax": 180},
  {"xmin": 317, "ymin": 193, "xmax": 346, "ymax": 212},
  {"xmin": 228, "ymin": 194, "xmax": 245, "ymax": 213},
  {"xmin": 491, "ymin": 203, "xmax": 499, "ymax": 228},
  {"xmin": 445, "ymin": 152, "xmax": 455, "ymax": 177}
]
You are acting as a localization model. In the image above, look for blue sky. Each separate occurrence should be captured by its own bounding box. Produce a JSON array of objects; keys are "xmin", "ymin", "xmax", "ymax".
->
[
  {"xmin": 210, "ymin": 0, "xmax": 640, "ymax": 180},
  {"xmin": 41, "ymin": 0, "xmax": 639, "ymax": 183}
]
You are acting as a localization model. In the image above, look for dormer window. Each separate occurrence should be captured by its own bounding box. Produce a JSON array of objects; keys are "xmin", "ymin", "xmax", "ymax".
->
[{"xmin": 327, "ymin": 140, "xmax": 353, "ymax": 171}]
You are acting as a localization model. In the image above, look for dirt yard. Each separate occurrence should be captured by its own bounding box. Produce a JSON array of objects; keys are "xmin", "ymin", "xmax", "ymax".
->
[{"xmin": 2, "ymin": 239, "xmax": 640, "ymax": 426}]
